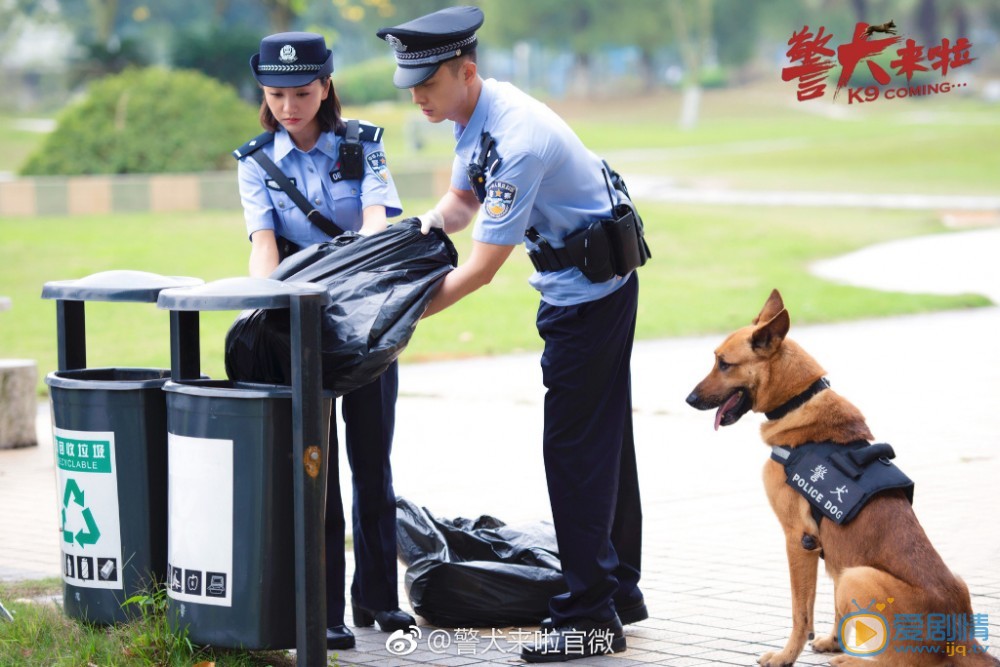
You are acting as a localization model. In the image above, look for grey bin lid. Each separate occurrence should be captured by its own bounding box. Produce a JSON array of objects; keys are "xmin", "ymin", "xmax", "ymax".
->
[
  {"xmin": 156, "ymin": 277, "xmax": 330, "ymax": 311},
  {"xmin": 41, "ymin": 270, "xmax": 203, "ymax": 303}
]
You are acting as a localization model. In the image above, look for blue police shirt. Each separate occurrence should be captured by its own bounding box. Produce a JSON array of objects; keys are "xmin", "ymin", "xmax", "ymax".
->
[
  {"xmin": 238, "ymin": 124, "xmax": 402, "ymax": 247},
  {"xmin": 450, "ymin": 78, "xmax": 629, "ymax": 307}
]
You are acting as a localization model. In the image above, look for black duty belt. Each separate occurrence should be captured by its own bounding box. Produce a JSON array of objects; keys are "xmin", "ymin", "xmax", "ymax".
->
[
  {"xmin": 524, "ymin": 162, "xmax": 649, "ymax": 282},
  {"xmin": 525, "ymin": 227, "xmax": 574, "ymax": 272}
]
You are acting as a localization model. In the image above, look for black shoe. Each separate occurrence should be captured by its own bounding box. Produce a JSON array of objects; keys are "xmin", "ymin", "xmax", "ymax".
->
[
  {"xmin": 615, "ymin": 597, "xmax": 649, "ymax": 625},
  {"xmin": 522, "ymin": 617, "xmax": 626, "ymax": 663},
  {"xmin": 326, "ymin": 624, "xmax": 355, "ymax": 650},
  {"xmin": 351, "ymin": 601, "xmax": 416, "ymax": 633},
  {"xmin": 540, "ymin": 597, "xmax": 648, "ymax": 629}
]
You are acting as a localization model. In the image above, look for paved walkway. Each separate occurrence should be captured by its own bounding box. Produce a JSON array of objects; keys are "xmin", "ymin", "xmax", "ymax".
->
[
  {"xmin": 812, "ymin": 227, "xmax": 1000, "ymax": 304},
  {"xmin": 2, "ymin": 229, "xmax": 999, "ymax": 665},
  {"xmin": 624, "ymin": 173, "xmax": 1000, "ymax": 211}
]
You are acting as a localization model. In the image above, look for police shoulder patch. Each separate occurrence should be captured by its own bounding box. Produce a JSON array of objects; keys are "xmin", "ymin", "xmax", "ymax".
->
[
  {"xmin": 366, "ymin": 151, "xmax": 389, "ymax": 183},
  {"xmin": 484, "ymin": 181, "xmax": 517, "ymax": 219}
]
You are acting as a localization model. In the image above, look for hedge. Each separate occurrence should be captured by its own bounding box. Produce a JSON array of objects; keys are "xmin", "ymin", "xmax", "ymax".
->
[{"xmin": 21, "ymin": 67, "xmax": 260, "ymax": 176}]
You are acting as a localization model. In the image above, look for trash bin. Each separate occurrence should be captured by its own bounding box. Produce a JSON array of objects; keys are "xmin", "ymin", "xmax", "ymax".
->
[
  {"xmin": 162, "ymin": 379, "xmax": 331, "ymax": 649},
  {"xmin": 156, "ymin": 278, "xmax": 331, "ymax": 658},
  {"xmin": 41, "ymin": 270, "xmax": 202, "ymax": 625}
]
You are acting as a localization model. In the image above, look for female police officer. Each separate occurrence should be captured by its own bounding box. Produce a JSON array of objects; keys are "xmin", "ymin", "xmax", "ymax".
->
[
  {"xmin": 377, "ymin": 7, "xmax": 646, "ymax": 663},
  {"xmin": 234, "ymin": 32, "xmax": 415, "ymax": 649}
]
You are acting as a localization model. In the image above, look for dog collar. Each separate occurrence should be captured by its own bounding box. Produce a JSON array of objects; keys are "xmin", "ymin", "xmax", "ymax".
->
[{"xmin": 765, "ymin": 378, "xmax": 830, "ymax": 421}]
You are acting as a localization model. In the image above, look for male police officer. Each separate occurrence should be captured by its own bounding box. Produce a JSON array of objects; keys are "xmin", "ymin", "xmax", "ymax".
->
[{"xmin": 378, "ymin": 7, "xmax": 646, "ymax": 662}]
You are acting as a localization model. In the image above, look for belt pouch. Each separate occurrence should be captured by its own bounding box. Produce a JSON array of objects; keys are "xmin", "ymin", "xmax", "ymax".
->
[
  {"xmin": 564, "ymin": 222, "xmax": 615, "ymax": 283},
  {"xmin": 602, "ymin": 207, "xmax": 642, "ymax": 276}
]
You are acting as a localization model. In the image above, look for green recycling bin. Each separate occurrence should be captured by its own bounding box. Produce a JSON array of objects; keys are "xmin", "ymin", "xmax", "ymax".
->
[
  {"xmin": 162, "ymin": 380, "xmax": 331, "ymax": 648},
  {"xmin": 157, "ymin": 278, "xmax": 331, "ymax": 656},
  {"xmin": 41, "ymin": 270, "xmax": 202, "ymax": 625}
]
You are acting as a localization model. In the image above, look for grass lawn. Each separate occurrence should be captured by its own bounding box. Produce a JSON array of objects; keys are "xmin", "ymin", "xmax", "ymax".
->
[
  {"xmin": 0, "ymin": 115, "xmax": 52, "ymax": 175},
  {"xmin": 352, "ymin": 83, "xmax": 1000, "ymax": 195},
  {"xmin": 0, "ymin": 579, "xmax": 302, "ymax": 666},
  {"xmin": 0, "ymin": 201, "xmax": 987, "ymax": 394},
  {"xmin": 1, "ymin": 84, "xmax": 995, "ymax": 393},
  {"xmin": 5, "ymin": 81, "xmax": 998, "ymax": 195}
]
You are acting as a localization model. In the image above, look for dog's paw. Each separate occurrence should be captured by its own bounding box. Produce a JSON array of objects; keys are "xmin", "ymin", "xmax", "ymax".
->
[
  {"xmin": 810, "ymin": 634, "xmax": 842, "ymax": 653},
  {"xmin": 829, "ymin": 656, "xmax": 868, "ymax": 666},
  {"xmin": 758, "ymin": 650, "xmax": 796, "ymax": 667}
]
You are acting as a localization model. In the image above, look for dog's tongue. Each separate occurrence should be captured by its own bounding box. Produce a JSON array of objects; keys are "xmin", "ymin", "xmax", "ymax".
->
[{"xmin": 714, "ymin": 392, "xmax": 743, "ymax": 431}]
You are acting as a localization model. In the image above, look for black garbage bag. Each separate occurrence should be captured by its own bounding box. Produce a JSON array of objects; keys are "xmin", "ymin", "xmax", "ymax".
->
[
  {"xmin": 225, "ymin": 219, "xmax": 457, "ymax": 395},
  {"xmin": 396, "ymin": 497, "xmax": 567, "ymax": 628}
]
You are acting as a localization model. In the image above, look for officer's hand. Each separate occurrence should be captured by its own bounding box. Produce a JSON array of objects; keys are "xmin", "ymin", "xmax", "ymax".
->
[{"xmin": 418, "ymin": 209, "xmax": 445, "ymax": 235}]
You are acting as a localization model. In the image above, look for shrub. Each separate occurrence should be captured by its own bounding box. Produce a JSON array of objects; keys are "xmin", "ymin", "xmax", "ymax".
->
[
  {"xmin": 333, "ymin": 57, "xmax": 403, "ymax": 105},
  {"xmin": 171, "ymin": 26, "xmax": 261, "ymax": 100},
  {"xmin": 20, "ymin": 67, "xmax": 260, "ymax": 176}
]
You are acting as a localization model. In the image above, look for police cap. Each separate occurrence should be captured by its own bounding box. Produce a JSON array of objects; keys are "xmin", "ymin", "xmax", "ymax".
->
[
  {"xmin": 376, "ymin": 6, "xmax": 484, "ymax": 89},
  {"xmin": 250, "ymin": 32, "xmax": 334, "ymax": 88}
]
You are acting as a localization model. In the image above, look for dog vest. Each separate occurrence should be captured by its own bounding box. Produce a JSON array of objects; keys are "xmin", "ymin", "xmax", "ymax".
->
[{"xmin": 770, "ymin": 441, "xmax": 914, "ymax": 526}]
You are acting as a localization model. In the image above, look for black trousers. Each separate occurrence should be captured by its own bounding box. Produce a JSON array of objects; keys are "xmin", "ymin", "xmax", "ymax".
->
[
  {"xmin": 536, "ymin": 274, "xmax": 642, "ymax": 625},
  {"xmin": 325, "ymin": 360, "xmax": 399, "ymax": 625}
]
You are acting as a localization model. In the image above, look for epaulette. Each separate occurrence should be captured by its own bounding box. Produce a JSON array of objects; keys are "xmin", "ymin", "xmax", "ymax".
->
[
  {"xmin": 232, "ymin": 132, "xmax": 275, "ymax": 160},
  {"xmin": 337, "ymin": 121, "xmax": 384, "ymax": 144}
]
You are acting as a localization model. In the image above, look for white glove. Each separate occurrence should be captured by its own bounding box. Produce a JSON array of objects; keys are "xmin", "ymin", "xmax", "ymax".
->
[{"xmin": 418, "ymin": 208, "xmax": 445, "ymax": 235}]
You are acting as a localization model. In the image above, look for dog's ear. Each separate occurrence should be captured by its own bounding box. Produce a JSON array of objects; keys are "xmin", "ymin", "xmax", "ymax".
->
[
  {"xmin": 751, "ymin": 308, "xmax": 790, "ymax": 353},
  {"xmin": 752, "ymin": 289, "xmax": 784, "ymax": 325}
]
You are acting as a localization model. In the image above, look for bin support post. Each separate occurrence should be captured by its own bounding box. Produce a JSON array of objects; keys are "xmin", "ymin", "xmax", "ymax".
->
[
  {"xmin": 289, "ymin": 293, "xmax": 327, "ymax": 665},
  {"xmin": 169, "ymin": 311, "xmax": 201, "ymax": 380},
  {"xmin": 56, "ymin": 300, "xmax": 86, "ymax": 371}
]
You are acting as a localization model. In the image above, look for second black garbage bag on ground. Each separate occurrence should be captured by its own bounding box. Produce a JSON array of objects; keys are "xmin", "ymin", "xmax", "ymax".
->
[
  {"xmin": 396, "ymin": 497, "xmax": 567, "ymax": 628},
  {"xmin": 225, "ymin": 219, "xmax": 457, "ymax": 395}
]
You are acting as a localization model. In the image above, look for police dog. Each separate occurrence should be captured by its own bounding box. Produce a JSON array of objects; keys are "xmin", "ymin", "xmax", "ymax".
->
[{"xmin": 686, "ymin": 290, "xmax": 997, "ymax": 666}]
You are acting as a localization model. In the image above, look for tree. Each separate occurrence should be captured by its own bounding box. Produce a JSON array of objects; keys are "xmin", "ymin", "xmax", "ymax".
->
[
  {"xmin": 914, "ymin": 0, "xmax": 974, "ymax": 44},
  {"xmin": 615, "ymin": 1, "xmax": 679, "ymax": 92},
  {"xmin": 260, "ymin": 0, "xmax": 299, "ymax": 33},
  {"xmin": 713, "ymin": 1, "xmax": 763, "ymax": 70},
  {"xmin": 85, "ymin": 0, "xmax": 118, "ymax": 45},
  {"xmin": 478, "ymin": 0, "xmax": 608, "ymax": 96},
  {"xmin": 312, "ymin": 0, "xmax": 454, "ymax": 65},
  {"xmin": 669, "ymin": 0, "xmax": 713, "ymax": 129}
]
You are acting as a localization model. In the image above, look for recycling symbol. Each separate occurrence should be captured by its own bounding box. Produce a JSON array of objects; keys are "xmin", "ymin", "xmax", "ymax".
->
[{"xmin": 61, "ymin": 478, "xmax": 101, "ymax": 547}]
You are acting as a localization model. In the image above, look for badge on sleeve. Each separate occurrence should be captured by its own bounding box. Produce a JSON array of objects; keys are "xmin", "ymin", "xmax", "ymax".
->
[
  {"xmin": 366, "ymin": 151, "xmax": 390, "ymax": 183},
  {"xmin": 484, "ymin": 181, "xmax": 517, "ymax": 219}
]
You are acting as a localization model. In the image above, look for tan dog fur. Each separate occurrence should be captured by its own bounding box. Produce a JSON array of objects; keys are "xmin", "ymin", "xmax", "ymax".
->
[{"xmin": 686, "ymin": 290, "xmax": 997, "ymax": 666}]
